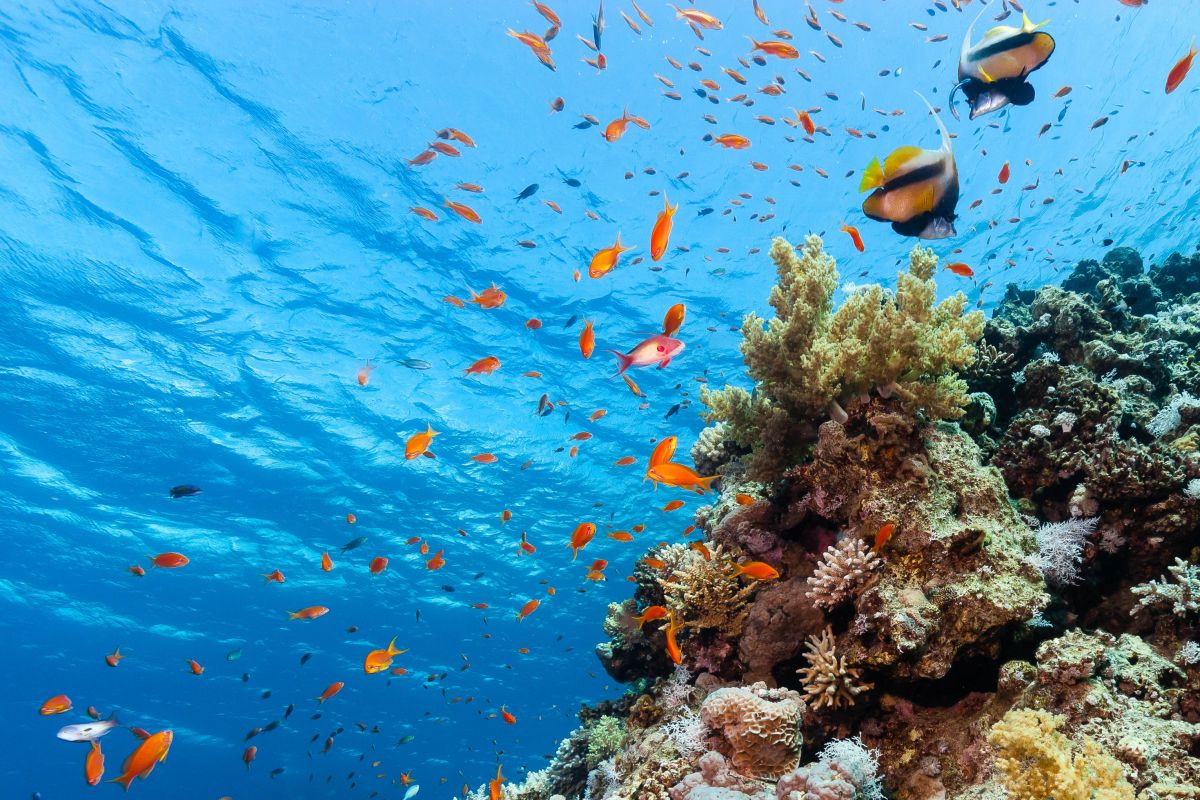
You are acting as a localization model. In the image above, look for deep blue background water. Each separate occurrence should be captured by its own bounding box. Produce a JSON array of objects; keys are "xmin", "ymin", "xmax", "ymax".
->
[{"xmin": 1, "ymin": 0, "xmax": 1194, "ymax": 797}]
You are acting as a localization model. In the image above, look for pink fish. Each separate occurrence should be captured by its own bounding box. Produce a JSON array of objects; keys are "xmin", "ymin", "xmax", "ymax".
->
[{"xmin": 606, "ymin": 335, "xmax": 684, "ymax": 374}]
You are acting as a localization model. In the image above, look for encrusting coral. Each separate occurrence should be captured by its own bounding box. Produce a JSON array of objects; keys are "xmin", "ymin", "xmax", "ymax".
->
[
  {"xmin": 699, "ymin": 683, "xmax": 805, "ymax": 780},
  {"xmin": 701, "ymin": 234, "xmax": 984, "ymax": 479}
]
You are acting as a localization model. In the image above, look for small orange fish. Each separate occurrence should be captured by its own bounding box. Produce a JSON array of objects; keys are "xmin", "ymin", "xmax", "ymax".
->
[
  {"xmin": 1166, "ymin": 40, "xmax": 1198, "ymax": 94},
  {"xmin": 410, "ymin": 206, "xmax": 439, "ymax": 222},
  {"xmin": 490, "ymin": 764, "xmax": 506, "ymax": 800},
  {"xmin": 321, "ymin": 552, "xmax": 333, "ymax": 572},
  {"xmin": 406, "ymin": 424, "xmax": 440, "ymax": 460},
  {"xmin": 998, "ymin": 161, "xmax": 1011, "ymax": 184},
  {"xmin": 663, "ymin": 499, "xmax": 685, "ymax": 512},
  {"xmin": 568, "ymin": 522, "xmax": 597, "ymax": 560},
  {"xmin": 650, "ymin": 196, "xmax": 678, "ymax": 262},
  {"xmin": 614, "ymin": 456, "xmax": 637, "ymax": 466},
  {"xmin": 472, "ymin": 453, "xmax": 499, "ymax": 464},
  {"xmin": 712, "ymin": 133, "xmax": 751, "ymax": 149},
  {"xmin": 580, "ymin": 319, "xmax": 595, "ymax": 359},
  {"xmin": 500, "ymin": 704, "xmax": 517, "ymax": 724},
  {"xmin": 444, "ymin": 199, "xmax": 482, "ymax": 224},
  {"xmin": 262, "ymin": 569, "xmax": 285, "ymax": 584},
  {"xmin": 665, "ymin": 612, "xmax": 682, "ymax": 664},
  {"xmin": 128, "ymin": 565, "xmax": 145, "ymax": 577},
  {"xmin": 501, "ymin": 509, "xmax": 513, "ymax": 524},
  {"xmin": 469, "ymin": 283, "xmax": 507, "ymax": 309},
  {"xmin": 623, "ymin": 373, "xmax": 644, "ymax": 397},
  {"xmin": 589, "ymin": 233, "xmax": 633, "ymax": 278},
  {"xmin": 729, "ymin": 561, "xmax": 780, "ymax": 581},
  {"xmin": 661, "ymin": 303, "xmax": 686, "ymax": 337},
  {"xmin": 519, "ymin": 531, "xmax": 536, "ymax": 555},
  {"xmin": 407, "ymin": 149, "xmax": 437, "ymax": 166},
  {"xmin": 631, "ymin": 524, "xmax": 646, "ymax": 533},
  {"xmin": 187, "ymin": 659, "xmax": 204, "ymax": 675},
  {"xmin": 570, "ymin": 431, "xmax": 593, "ymax": 441},
  {"xmin": 288, "ymin": 606, "xmax": 330, "ymax": 621},
  {"xmin": 589, "ymin": 409, "xmax": 607, "ymax": 421},
  {"xmin": 642, "ymin": 557, "xmax": 667, "ymax": 570},
  {"xmin": 369, "ymin": 556, "xmax": 388, "ymax": 574},
  {"xmin": 748, "ymin": 37, "xmax": 799, "ymax": 59},
  {"xmin": 364, "ymin": 636, "xmax": 408, "ymax": 674},
  {"xmin": 86, "ymin": 740, "xmax": 105, "ymax": 786},
  {"xmin": 608, "ymin": 531, "xmax": 634, "ymax": 542},
  {"xmin": 735, "ymin": 493, "xmax": 755, "ymax": 505},
  {"xmin": 946, "ymin": 262, "xmax": 974, "ymax": 278},
  {"xmin": 346, "ymin": 513, "xmax": 356, "ymax": 525},
  {"xmin": 648, "ymin": 436, "xmax": 677, "ymax": 470},
  {"xmin": 444, "ymin": 294, "xmax": 466, "ymax": 308},
  {"xmin": 316, "ymin": 681, "xmax": 344, "ymax": 703},
  {"xmin": 465, "ymin": 355, "xmax": 501, "ymax": 375},
  {"xmin": 40, "ymin": 694, "xmax": 72, "ymax": 715},
  {"xmin": 603, "ymin": 108, "xmax": 638, "ymax": 142},
  {"xmin": 104, "ymin": 646, "xmax": 125, "ymax": 668},
  {"xmin": 426, "ymin": 549, "xmax": 446, "ymax": 570},
  {"xmin": 523, "ymin": 371, "xmax": 542, "ymax": 378},
  {"xmin": 429, "ymin": 140, "xmax": 461, "ymax": 157},
  {"xmin": 840, "ymin": 223, "xmax": 865, "ymax": 252},
  {"xmin": 516, "ymin": 598, "xmax": 541, "ymax": 621},
  {"xmin": 107, "ymin": 730, "xmax": 173, "ymax": 790},
  {"xmin": 689, "ymin": 541, "xmax": 711, "ymax": 560},
  {"xmin": 456, "ymin": 182, "xmax": 484, "ymax": 193},
  {"xmin": 874, "ymin": 523, "xmax": 897, "ymax": 553},
  {"xmin": 242, "ymin": 745, "xmax": 256, "ymax": 770},
  {"xmin": 631, "ymin": 605, "xmax": 668, "ymax": 628},
  {"xmin": 151, "ymin": 552, "xmax": 189, "ymax": 569},
  {"xmin": 525, "ymin": 318, "xmax": 542, "ymax": 330}
]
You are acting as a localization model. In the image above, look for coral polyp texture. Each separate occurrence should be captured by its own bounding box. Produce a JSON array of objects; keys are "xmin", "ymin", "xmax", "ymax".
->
[{"xmin": 485, "ymin": 243, "xmax": 1200, "ymax": 800}]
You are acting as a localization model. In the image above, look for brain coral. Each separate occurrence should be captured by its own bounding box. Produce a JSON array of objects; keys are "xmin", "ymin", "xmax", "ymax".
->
[{"xmin": 699, "ymin": 683, "xmax": 805, "ymax": 780}]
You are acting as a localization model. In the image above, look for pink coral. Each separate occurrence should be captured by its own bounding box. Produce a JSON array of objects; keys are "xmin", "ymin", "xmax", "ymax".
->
[{"xmin": 699, "ymin": 683, "xmax": 805, "ymax": 779}]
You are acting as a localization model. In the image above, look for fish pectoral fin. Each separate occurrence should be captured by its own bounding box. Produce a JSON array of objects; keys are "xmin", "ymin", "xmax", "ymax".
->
[
  {"xmin": 978, "ymin": 66, "xmax": 995, "ymax": 83},
  {"xmin": 858, "ymin": 157, "xmax": 885, "ymax": 192},
  {"xmin": 913, "ymin": 184, "xmax": 937, "ymax": 214},
  {"xmin": 883, "ymin": 145, "xmax": 925, "ymax": 176}
]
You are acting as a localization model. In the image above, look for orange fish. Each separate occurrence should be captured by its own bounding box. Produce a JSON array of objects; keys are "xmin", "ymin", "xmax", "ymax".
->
[
  {"xmin": 1166, "ymin": 40, "xmax": 1198, "ymax": 94},
  {"xmin": 426, "ymin": 549, "xmax": 446, "ymax": 570},
  {"xmin": 525, "ymin": 318, "xmax": 542, "ymax": 330},
  {"xmin": 568, "ymin": 522, "xmax": 596, "ymax": 560},
  {"xmin": 456, "ymin": 182, "xmax": 484, "ymax": 193},
  {"xmin": 369, "ymin": 556, "xmax": 388, "ymax": 575},
  {"xmin": 589, "ymin": 234, "xmax": 633, "ymax": 278},
  {"xmin": 444, "ymin": 295, "xmax": 466, "ymax": 308},
  {"xmin": 288, "ymin": 606, "xmax": 330, "ymax": 621},
  {"xmin": 470, "ymin": 284, "xmax": 507, "ymax": 309},
  {"xmin": 646, "ymin": 462, "xmax": 718, "ymax": 493},
  {"xmin": 608, "ymin": 531, "xmax": 634, "ymax": 542},
  {"xmin": 151, "ymin": 552, "xmax": 189, "ymax": 569},
  {"xmin": 735, "ymin": 493, "xmax": 755, "ymax": 505},
  {"xmin": 519, "ymin": 532, "xmax": 536, "ymax": 555},
  {"xmin": 632, "ymin": 605, "xmax": 668, "ymax": 628},
  {"xmin": 316, "ymin": 681, "xmax": 344, "ymax": 703},
  {"xmin": 570, "ymin": 431, "xmax": 593, "ymax": 441},
  {"xmin": 465, "ymin": 355, "xmax": 501, "ymax": 375},
  {"xmin": 663, "ymin": 499, "xmax": 685, "ymax": 512},
  {"xmin": 262, "ymin": 569, "xmax": 285, "ymax": 584},
  {"xmin": 108, "ymin": 729, "xmax": 172, "ymax": 790},
  {"xmin": 364, "ymin": 637, "xmax": 408, "ymax": 674},
  {"xmin": 407, "ymin": 149, "xmax": 437, "ymax": 166},
  {"xmin": 729, "ymin": 561, "xmax": 780, "ymax": 581},
  {"xmin": 648, "ymin": 436, "xmax": 677, "ymax": 470},
  {"xmin": 444, "ymin": 199, "xmax": 482, "ymax": 224},
  {"xmin": 516, "ymin": 598, "xmax": 541, "ymax": 621},
  {"xmin": 410, "ymin": 206, "xmax": 439, "ymax": 222},
  {"xmin": 405, "ymin": 424, "xmax": 440, "ymax": 460},
  {"xmin": 589, "ymin": 408, "xmax": 607, "ymax": 421},
  {"xmin": 603, "ymin": 108, "xmax": 636, "ymax": 142},
  {"xmin": 40, "ymin": 694, "xmax": 72, "ymax": 715},
  {"xmin": 665, "ymin": 612, "xmax": 682, "ymax": 664},
  {"xmin": 712, "ymin": 133, "xmax": 751, "ymax": 149},
  {"xmin": 429, "ymin": 140, "xmax": 460, "ymax": 157},
  {"xmin": 580, "ymin": 319, "xmax": 595, "ymax": 359},
  {"xmin": 444, "ymin": 128, "xmax": 476, "ymax": 147},
  {"xmin": 748, "ymin": 37, "xmax": 799, "ymax": 59},
  {"xmin": 690, "ymin": 541, "xmax": 711, "ymax": 560},
  {"xmin": 500, "ymin": 704, "xmax": 517, "ymax": 724},
  {"xmin": 998, "ymin": 161, "xmax": 1011, "ymax": 184},
  {"xmin": 672, "ymin": 4, "xmax": 722, "ymax": 29},
  {"xmin": 105, "ymin": 647, "xmax": 125, "ymax": 668},
  {"xmin": 642, "ymin": 557, "xmax": 667, "ymax": 570},
  {"xmin": 794, "ymin": 109, "xmax": 816, "ymax": 135},
  {"xmin": 946, "ymin": 262, "xmax": 974, "ymax": 278},
  {"xmin": 650, "ymin": 196, "xmax": 678, "ymax": 261},
  {"xmin": 187, "ymin": 659, "xmax": 204, "ymax": 676},
  {"xmin": 501, "ymin": 509, "xmax": 513, "ymax": 524},
  {"xmin": 840, "ymin": 223, "xmax": 865, "ymax": 252},
  {"xmin": 321, "ymin": 552, "xmax": 333, "ymax": 572},
  {"xmin": 86, "ymin": 740, "xmax": 105, "ymax": 786},
  {"xmin": 472, "ymin": 453, "xmax": 498, "ymax": 463},
  {"xmin": 613, "ymin": 456, "xmax": 637, "ymax": 466},
  {"xmin": 490, "ymin": 764, "xmax": 506, "ymax": 800},
  {"xmin": 128, "ymin": 565, "xmax": 145, "ymax": 577},
  {"xmin": 346, "ymin": 513, "xmax": 356, "ymax": 525},
  {"xmin": 661, "ymin": 303, "xmax": 686, "ymax": 336},
  {"xmin": 874, "ymin": 522, "xmax": 897, "ymax": 553},
  {"xmin": 242, "ymin": 745, "xmax": 256, "ymax": 770}
]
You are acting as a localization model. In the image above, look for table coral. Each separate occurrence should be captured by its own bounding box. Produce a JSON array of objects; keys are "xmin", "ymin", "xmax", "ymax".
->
[{"xmin": 701, "ymin": 234, "xmax": 983, "ymax": 480}]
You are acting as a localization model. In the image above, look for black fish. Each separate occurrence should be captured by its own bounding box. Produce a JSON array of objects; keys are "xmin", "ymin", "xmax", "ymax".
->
[
  {"xmin": 697, "ymin": 207, "xmax": 714, "ymax": 217},
  {"xmin": 592, "ymin": 0, "xmax": 604, "ymax": 50},
  {"xmin": 564, "ymin": 315, "xmax": 577, "ymax": 328},
  {"xmin": 264, "ymin": 720, "xmax": 280, "ymax": 732},
  {"xmin": 271, "ymin": 768, "xmax": 284, "ymax": 778},
  {"xmin": 562, "ymin": 176, "xmax": 582, "ymax": 187},
  {"xmin": 665, "ymin": 404, "xmax": 681, "ymax": 419},
  {"xmin": 246, "ymin": 727, "xmax": 262, "ymax": 741},
  {"xmin": 515, "ymin": 183, "xmax": 539, "ymax": 201},
  {"xmin": 300, "ymin": 652, "xmax": 312, "ymax": 666},
  {"xmin": 341, "ymin": 536, "xmax": 368, "ymax": 553},
  {"xmin": 241, "ymin": 673, "xmax": 249, "ymax": 682},
  {"xmin": 169, "ymin": 485, "xmax": 201, "ymax": 498},
  {"xmin": 261, "ymin": 690, "xmax": 272, "ymax": 699},
  {"xmin": 572, "ymin": 120, "xmax": 595, "ymax": 129},
  {"xmin": 285, "ymin": 704, "xmax": 294, "ymax": 718}
]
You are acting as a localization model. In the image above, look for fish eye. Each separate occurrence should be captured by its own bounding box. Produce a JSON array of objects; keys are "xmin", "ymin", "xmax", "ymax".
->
[{"xmin": 657, "ymin": 345, "xmax": 665, "ymax": 352}]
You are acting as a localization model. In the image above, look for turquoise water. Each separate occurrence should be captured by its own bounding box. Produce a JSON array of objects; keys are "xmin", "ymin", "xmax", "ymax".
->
[{"xmin": 0, "ymin": 0, "xmax": 1191, "ymax": 797}]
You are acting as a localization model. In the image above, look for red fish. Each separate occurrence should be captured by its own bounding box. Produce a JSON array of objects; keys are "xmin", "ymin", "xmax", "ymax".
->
[
  {"xmin": 465, "ymin": 355, "xmax": 501, "ymax": 375},
  {"xmin": 840, "ymin": 223, "xmax": 865, "ymax": 252},
  {"xmin": 150, "ymin": 552, "xmax": 189, "ymax": 569},
  {"xmin": 369, "ymin": 557, "xmax": 388, "ymax": 575},
  {"xmin": 567, "ymin": 522, "xmax": 596, "ymax": 560},
  {"xmin": 40, "ymin": 694, "xmax": 72, "ymax": 715},
  {"xmin": 516, "ymin": 599, "xmax": 541, "ymax": 621},
  {"xmin": 316, "ymin": 682, "xmax": 344, "ymax": 703},
  {"xmin": 86, "ymin": 740, "xmax": 105, "ymax": 786},
  {"xmin": 874, "ymin": 522, "xmax": 897, "ymax": 553},
  {"xmin": 1167, "ymin": 41, "xmax": 1199, "ymax": 94},
  {"xmin": 650, "ymin": 197, "xmax": 678, "ymax": 261},
  {"xmin": 998, "ymin": 162, "xmax": 1011, "ymax": 184},
  {"xmin": 946, "ymin": 262, "xmax": 974, "ymax": 278},
  {"xmin": 579, "ymin": 319, "xmax": 595, "ymax": 359}
]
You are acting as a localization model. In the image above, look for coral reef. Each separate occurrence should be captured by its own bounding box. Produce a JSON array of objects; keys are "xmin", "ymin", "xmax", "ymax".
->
[{"xmin": 497, "ymin": 242, "xmax": 1200, "ymax": 800}]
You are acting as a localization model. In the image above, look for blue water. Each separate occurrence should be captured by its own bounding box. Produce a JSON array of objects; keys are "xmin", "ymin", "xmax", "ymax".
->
[{"xmin": 0, "ymin": 0, "xmax": 1193, "ymax": 797}]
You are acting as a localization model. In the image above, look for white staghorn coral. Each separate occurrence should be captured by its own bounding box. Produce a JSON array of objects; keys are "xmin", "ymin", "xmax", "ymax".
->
[
  {"xmin": 1131, "ymin": 558, "xmax": 1200, "ymax": 617},
  {"xmin": 804, "ymin": 537, "xmax": 882, "ymax": 612}
]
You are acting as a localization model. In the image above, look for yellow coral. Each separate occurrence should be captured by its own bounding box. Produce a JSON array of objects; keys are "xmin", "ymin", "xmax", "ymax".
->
[
  {"xmin": 659, "ymin": 544, "xmax": 755, "ymax": 639},
  {"xmin": 701, "ymin": 234, "xmax": 984, "ymax": 478},
  {"xmin": 987, "ymin": 709, "xmax": 1135, "ymax": 800}
]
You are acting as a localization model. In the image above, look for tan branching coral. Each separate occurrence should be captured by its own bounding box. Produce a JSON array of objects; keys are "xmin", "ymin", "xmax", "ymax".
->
[
  {"xmin": 796, "ymin": 626, "xmax": 873, "ymax": 711},
  {"xmin": 805, "ymin": 536, "xmax": 882, "ymax": 612},
  {"xmin": 660, "ymin": 544, "xmax": 756, "ymax": 639},
  {"xmin": 700, "ymin": 234, "xmax": 984, "ymax": 478},
  {"xmin": 699, "ymin": 683, "xmax": 805, "ymax": 779},
  {"xmin": 987, "ymin": 709, "xmax": 1135, "ymax": 800}
]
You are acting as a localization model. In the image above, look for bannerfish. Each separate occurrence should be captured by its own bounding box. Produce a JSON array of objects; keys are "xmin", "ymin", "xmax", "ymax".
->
[
  {"xmin": 57, "ymin": 715, "xmax": 120, "ymax": 742},
  {"xmin": 859, "ymin": 93, "xmax": 958, "ymax": 240},
  {"xmin": 950, "ymin": 10, "xmax": 1054, "ymax": 120}
]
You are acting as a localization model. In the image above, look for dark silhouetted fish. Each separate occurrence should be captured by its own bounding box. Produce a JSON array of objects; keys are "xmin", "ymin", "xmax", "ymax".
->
[
  {"xmin": 169, "ymin": 485, "xmax": 201, "ymax": 498},
  {"xmin": 515, "ymin": 184, "xmax": 539, "ymax": 201}
]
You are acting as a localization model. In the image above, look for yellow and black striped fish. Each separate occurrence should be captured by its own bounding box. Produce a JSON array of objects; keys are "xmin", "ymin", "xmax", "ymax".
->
[{"xmin": 951, "ymin": 10, "xmax": 1055, "ymax": 120}]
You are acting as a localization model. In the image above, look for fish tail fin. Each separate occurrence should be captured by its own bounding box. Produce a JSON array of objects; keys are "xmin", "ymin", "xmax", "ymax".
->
[
  {"xmin": 386, "ymin": 637, "xmax": 400, "ymax": 657},
  {"xmin": 858, "ymin": 157, "xmax": 885, "ymax": 192},
  {"xmin": 914, "ymin": 90, "xmax": 951, "ymax": 153},
  {"xmin": 697, "ymin": 474, "xmax": 719, "ymax": 492},
  {"xmin": 109, "ymin": 773, "xmax": 135, "ymax": 791},
  {"xmin": 107, "ymin": 710, "xmax": 121, "ymax": 725},
  {"xmin": 287, "ymin": 611, "xmax": 300, "ymax": 620},
  {"xmin": 746, "ymin": 35, "xmax": 759, "ymax": 51},
  {"xmin": 605, "ymin": 349, "xmax": 633, "ymax": 376},
  {"xmin": 665, "ymin": 195, "xmax": 678, "ymax": 216}
]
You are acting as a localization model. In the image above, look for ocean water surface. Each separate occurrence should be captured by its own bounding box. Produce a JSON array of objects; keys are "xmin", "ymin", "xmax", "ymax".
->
[{"xmin": 0, "ymin": 0, "xmax": 1192, "ymax": 797}]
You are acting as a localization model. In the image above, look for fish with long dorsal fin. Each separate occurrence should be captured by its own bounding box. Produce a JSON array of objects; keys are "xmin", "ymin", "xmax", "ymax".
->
[
  {"xmin": 950, "ymin": 9, "xmax": 1055, "ymax": 120},
  {"xmin": 859, "ymin": 93, "xmax": 958, "ymax": 240}
]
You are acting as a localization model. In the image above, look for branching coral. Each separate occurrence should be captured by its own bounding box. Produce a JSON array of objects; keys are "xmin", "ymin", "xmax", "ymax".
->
[
  {"xmin": 795, "ymin": 626, "xmax": 873, "ymax": 711},
  {"xmin": 1131, "ymin": 558, "xmax": 1200, "ymax": 617},
  {"xmin": 699, "ymin": 683, "xmax": 805, "ymax": 779},
  {"xmin": 986, "ymin": 709, "xmax": 1135, "ymax": 800},
  {"xmin": 587, "ymin": 716, "xmax": 629, "ymax": 769},
  {"xmin": 700, "ymin": 234, "xmax": 984, "ymax": 478},
  {"xmin": 805, "ymin": 537, "xmax": 882, "ymax": 612},
  {"xmin": 660, "ymin": 544, "xmax": 757, "ymax": 639}
]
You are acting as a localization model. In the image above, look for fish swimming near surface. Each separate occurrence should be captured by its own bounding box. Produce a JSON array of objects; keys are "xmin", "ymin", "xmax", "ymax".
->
[
  {"xmin": 169, "ymin": 485, "xmax": 201, "ymax": 498},
  {"xmin": 949, "ymin": 10, "xmax": 1054, "ymax": 120},
  {"xmin": 859, "ymin": 92, "xmax": 958, "ymax": 240},
  {"xmin": 57, "ymin": 714, "xmax": 120, "ymax": 742}
]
